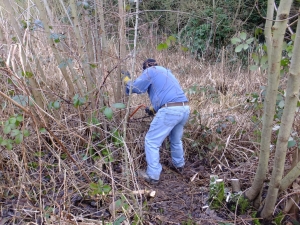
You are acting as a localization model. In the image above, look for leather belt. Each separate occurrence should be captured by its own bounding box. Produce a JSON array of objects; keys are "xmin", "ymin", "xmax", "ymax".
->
[{"xmin": 160, "ymin": 102, "xmax": 188, "ymax": 108}]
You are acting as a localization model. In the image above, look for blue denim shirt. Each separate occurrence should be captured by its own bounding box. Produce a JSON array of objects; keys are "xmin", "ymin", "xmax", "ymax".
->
[{"xmin": 125, "ymin": 66, "xmax": 188, "ymax": 112}]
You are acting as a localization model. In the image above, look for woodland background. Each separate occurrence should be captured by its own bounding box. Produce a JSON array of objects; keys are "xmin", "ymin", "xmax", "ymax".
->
[{"xmin": 0, "ymin": 0, "xmax": 300, "ymax": 224}]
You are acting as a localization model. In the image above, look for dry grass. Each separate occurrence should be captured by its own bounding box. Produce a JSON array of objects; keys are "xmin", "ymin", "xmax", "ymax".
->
[
  {"xmin": 0, "ymin": 40, "xmax": 270, "ymax": 223},
  {"xmin": 0, "ymin": 10, "xmax": 288, "ymax": 223}
]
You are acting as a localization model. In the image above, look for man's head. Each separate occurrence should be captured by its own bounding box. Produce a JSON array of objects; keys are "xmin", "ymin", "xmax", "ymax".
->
[{"xmin": 142, "ymin": 58, "xmax": 158, "ymax": 70}]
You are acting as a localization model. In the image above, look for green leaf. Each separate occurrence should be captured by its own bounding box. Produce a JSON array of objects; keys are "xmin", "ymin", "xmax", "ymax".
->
[
  {"xmin": 288, "ymin": 139, "xmax": 296, "ymax": 148},
  {"xmin": 235, "ymin": 44, "xmax": 244, "ymax": 52},
  {"xmin": 104, "ymin": 107, "xmax": 113, "ymax": 120},
  {"xmin": 15, "ymin": 134, "xmax": 23, "ymax": 144},
  {"xmin": 89, "ymin": 183, "xmax": 99, "ymax": 190},
  {"xmin": 262, "ymin": 44, "xmax": 268, "ymax": 52},
  {"xmin": 102, "ymin": 185, "xmax": 111, "ymax": 193},
  {"xmin": 282, "ymin": 41, "xmax": 287, "ymax": 50},
  {"xmin": 12, "ymin": 95, "xmax": 33, "ymax": 106},
  {"xmin": 278, "ymin": 100, "xmax": 285, "ymax": 108},
  {"xmin": 9, "ymin": 117, "xmax": 17, "ymax": 124},
  {"xmin": 252, "ymin": 53, "xmax": 259, "ymax": 64},
  {"xmin": 23, "ymin": 130, "xmax": 30, "ymax": 137},
  {"xmin": 243, "ymin": 43, "xmax": 249, "ymax": 50},
  {"xmin": 3, "ymin": 125, "xmax": 11, "ymax": 134},
  {"xmin": 261, "ymin": 55, "xmax": 268, "ymax": 65},
  {"xmin": 112, "ymin": 103, "xmax": 126, "ymax": 109},
  {"xmin": 16, "ymin": 115, "xmax": 23, "ymax": 122},
  {"xmin": 166, "ymin": 38, "xmax": 171, "ymax": 46},
  {"xmin": 157, "ymin": 43, "xmax": 168, "ymax": 51},
  {"xmin": 231, "ymin": 37, "xmax": 241, "ymax": 44},
  {"xmin": 181, "ymin": 46, "xmax": 189, "ymax": 52},
  {"xmin": 240, "ymin": 32, "xmax": 247, "ymax": 40},
  {"xmin": 89, "ymin": 63, "xmax": 97, "ymax": 68},
  {"xmin": 168, "ymin": 35, "xmax": 176, "ymax": 42},
  {"xmin": 246, "ymin": 38, "xmax": 254, "ymax": 44},
  {"xmin": 11, "ymin": 129, "xmax": 20, "ymax": 137},
  {"xmin": 39, "ymin": 128, "xmax": 47, "ymax": 133},
  {"xmin": 1, "ymin": 139, "xmax": 7, "ymax": 146},
  {"xmin": 291, "ymin": 33, "xmax": 296, "ymax": 41},
  {"xmin": 113, "ymin": 215, "xmax": 126, "ymax": 225},
  {"xmin": 281, "ymin": 58, "xmax": 289, "ymax": 67},
  {"xmin": 6, "ymin": 143, "xmax": 13, "ymax": 150},
  {"xmin": 22, "ymin": 71, "xmax": 34, "ymax": 78},
  {"xmin": 249, "ymin": 65, "xmax": 258, "ymax": 71},
  {"xmin": 53, "ymin": 101, "xmax": 60, "ymax": 109},
  {"xmin": 261, "ymin": 63, "xmax": 268, "ymax": 70}
]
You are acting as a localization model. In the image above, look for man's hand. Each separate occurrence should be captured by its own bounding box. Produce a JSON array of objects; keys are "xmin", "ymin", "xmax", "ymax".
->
[
  {"xmin": 121, "ymin": 70, "xmax": 131, "ymax": 84},
  {"xmin": 145, "ymin": 106, "xmax": 155, "ymax": 116}
]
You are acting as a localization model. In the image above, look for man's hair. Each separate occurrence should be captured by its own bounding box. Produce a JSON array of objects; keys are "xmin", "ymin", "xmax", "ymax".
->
[{"xmin": 143, "ymin": 58, "xmax": 158, "ymax": 70}]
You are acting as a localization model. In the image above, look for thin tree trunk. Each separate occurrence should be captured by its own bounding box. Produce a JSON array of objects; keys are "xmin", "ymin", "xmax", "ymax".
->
[
  {"xmin": 261, "ymin": 2, "xmax": 297, "ymax": 219},
  {"xmin": 4, "ymin": 0, "xmax": 45, "ymax": 110},
  {"xmin": 69, "ymin": 0, "xmax": 96, "ymax": 108},
  {"xmin": 117, "ymin": 0, "xmax": 125, "ymax": 103},
  {"xmin": 33, "ymin": 0, "xmax": 75, "ymax": 96},
  {"xmin": 98, "ymin": 0, "xmax": 107, "ymax": 52},
  {"xmin": 278, "ymin": 14, "xmax": 300, "ymax": 192},
  {"xmin": 245, "ymin": 0, "xmax": 275, "ymax": 201}
]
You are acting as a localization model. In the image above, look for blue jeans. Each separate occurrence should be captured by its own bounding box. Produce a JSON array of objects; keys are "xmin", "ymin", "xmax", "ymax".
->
[{"xmin": 145, "ymin": 106, "xmax": 190, "ymax": 180}]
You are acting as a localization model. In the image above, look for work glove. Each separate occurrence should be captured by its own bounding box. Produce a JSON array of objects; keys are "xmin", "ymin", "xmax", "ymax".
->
[
  {"xmin": 121, "ymin": 70, "xmax": 131, "ymax": 85},
  {"xmin": 145, "ymin": 106, "xmax": 155, "ymax": 116}
]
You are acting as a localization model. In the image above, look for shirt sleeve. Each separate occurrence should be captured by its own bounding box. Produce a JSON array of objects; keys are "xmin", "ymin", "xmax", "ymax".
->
[{"xmin": 125, "ymin": 73, "xmax": 151, "ymax": 95}]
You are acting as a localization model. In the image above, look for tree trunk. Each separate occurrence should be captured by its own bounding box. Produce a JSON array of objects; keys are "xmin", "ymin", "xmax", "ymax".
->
[
  {"xmin": 4, "ymin": 0, "xmax": 46, "ymax": 111},
  {"xmin": 245, "ymin": 0, "xmax": 275, "ymax": 201},
  {"xmin": 69, "ymin": 0, "xmax": 96, "ymax": 109},
  {"xmin": 33, "ymin": 0, "xmax": 76, "ymax": 96},
  {"xmin": 117, "ymin": 0, "xmax": 126, "ymax": 104},
  {"xmin": 261, "ymin": 2, "xmax": 298, "ymax": 219}
]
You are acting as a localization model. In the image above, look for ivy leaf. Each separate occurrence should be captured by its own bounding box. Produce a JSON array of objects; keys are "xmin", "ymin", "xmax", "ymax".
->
[
  {"xmin": 112, "ymin": 103, "xmax": 126, "ymax": 109},
  {"xmin": 235, "ymin": 44, "xmax": 244, "ymax": 52},
  {"xmin": 104, "ymin": 107, "xmax": 113, "ymax": 120}
]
